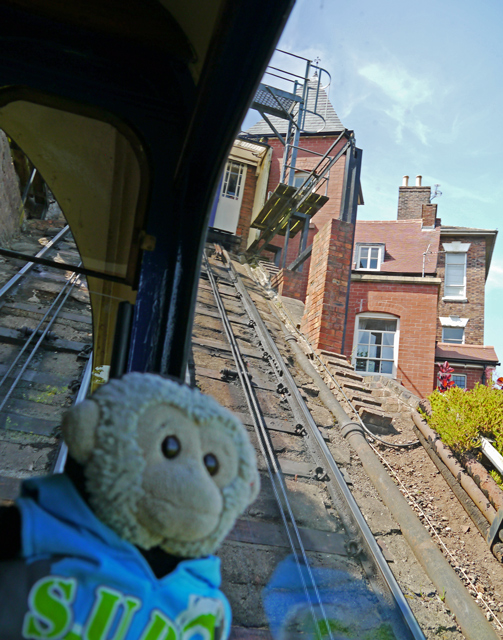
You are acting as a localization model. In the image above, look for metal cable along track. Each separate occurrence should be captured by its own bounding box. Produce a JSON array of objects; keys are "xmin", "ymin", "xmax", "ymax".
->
[
  {"xmin": 202, "ymin": 252, "xmax": 335, "ymax": 639},
  {"xmin": 0, "ymin": 225, "xmax": 93, "ymax": 470},
  {"xmin": 204, "ymin": 248, "xmax": 425, "ymax": 640}
]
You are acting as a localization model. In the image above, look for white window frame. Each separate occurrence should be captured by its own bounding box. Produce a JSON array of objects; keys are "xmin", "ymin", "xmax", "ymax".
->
[
  {"xmin": 221, "ymin": 160, "xmax": 245, "ymax": 200},
  {"xmin": 451, "ymin": 374, "xmax": 467, "ymax": 389},
  {"xmin": 442, "ymin": 242, "xmax": 470, "ymax": 301},
  {"xmin": 355, "ymin": 244, "xmax": 385, "ymax": 271},
  {"xmin": 352, "ymin": 312, "xmax": 399, "ymax": 377},
  {"xmin": 442, "ymin": 326, "xmax": 465, "ymax": 344}
]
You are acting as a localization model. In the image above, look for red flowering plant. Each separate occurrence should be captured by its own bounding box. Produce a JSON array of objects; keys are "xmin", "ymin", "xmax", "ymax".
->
[{"xmin": 437, "ymin": 361, "xmax": 455, "ymax": 393}]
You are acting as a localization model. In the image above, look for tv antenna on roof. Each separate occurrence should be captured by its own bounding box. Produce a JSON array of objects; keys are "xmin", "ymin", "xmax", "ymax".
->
[{"xmin": 430, "ymin": 184, "xmax": 442, "ymax": 202}]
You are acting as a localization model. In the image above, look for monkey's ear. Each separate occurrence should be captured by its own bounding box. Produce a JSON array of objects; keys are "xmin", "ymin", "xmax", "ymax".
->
[{"xmin": 61, "ymin": 400, "xmax": 100, "ymax": 464}]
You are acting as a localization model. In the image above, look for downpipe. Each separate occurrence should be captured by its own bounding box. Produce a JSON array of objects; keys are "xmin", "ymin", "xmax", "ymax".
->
[{"xmin": 285, "ymin": 332, "xmax": 499, "ymax": 640}]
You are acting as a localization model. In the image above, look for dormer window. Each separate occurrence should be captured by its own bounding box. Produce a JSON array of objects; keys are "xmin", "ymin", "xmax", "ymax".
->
[{"xmin": 355, "ymin": 244, "xmax": 384, "ymax": 270}]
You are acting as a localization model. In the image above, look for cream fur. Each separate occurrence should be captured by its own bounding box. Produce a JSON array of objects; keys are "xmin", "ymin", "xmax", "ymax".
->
[{"xmin": 63, "ymin": 373, "xmax": 259, "ymax": 558}]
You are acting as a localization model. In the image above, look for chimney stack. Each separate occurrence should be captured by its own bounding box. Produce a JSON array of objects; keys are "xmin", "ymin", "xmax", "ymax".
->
[
  {"xmin": 397, "ymin": 175, "xmax": 431, "ymax": 221},
  {"xmin": 421, "ymin": 203, "xmax": 437, "ymax": 228}
]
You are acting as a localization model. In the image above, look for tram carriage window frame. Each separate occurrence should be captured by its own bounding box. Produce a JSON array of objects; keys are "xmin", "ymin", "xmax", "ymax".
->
[{"xmin": 0, "ymin": 87, "xmax": 150, "ymax": 288}]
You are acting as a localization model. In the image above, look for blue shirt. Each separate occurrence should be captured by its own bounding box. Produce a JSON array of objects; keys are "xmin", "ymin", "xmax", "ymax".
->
[{"xmin": 8, "ymin": 474, "xmax": 231, "ymax": 640}]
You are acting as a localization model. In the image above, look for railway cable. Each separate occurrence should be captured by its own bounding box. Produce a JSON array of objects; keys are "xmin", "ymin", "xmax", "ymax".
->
[
  {"xmin": 0, "ymin": 265, "xmax": 83, "ymax": 414},
  {"xmin": 202, "ymin": 251, "xmax": 335, "ymax": 640},
  {"xmin": 0, "ymin": 224, "xmax": 71, "ymax": 302},
  {"xmin": 218, "ymin": 248, "xmax": 425, "ymax": 639},
  {"xmin": 205, "ymin": 248, "xmax": 425, "ymax": 640}
]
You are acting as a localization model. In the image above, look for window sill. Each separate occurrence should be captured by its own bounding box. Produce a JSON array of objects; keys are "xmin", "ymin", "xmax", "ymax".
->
[
  {"xmin": 354, "ymin": 370, "xmax": 396, "ymax": 378},
  {"xmin": 442, "ymin": 297, "xmax": 467, "ymax": 302}
]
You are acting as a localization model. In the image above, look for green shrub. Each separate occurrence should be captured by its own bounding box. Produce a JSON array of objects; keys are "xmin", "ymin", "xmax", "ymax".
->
[{"xmin": 423, "ymin": 384, "xmax": 503, "ymax": 455}]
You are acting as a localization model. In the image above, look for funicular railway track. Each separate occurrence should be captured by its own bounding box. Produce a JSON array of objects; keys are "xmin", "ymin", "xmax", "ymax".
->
[
  {"xmin": 192, "ymin": 247, "xmax": 426, "ymax": 640},
  {"xmin": 0, "ymin": 223, "xmax": 92, "ymax": 499}
]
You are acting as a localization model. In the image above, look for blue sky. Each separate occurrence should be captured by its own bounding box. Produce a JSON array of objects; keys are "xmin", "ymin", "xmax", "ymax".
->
[{"xmin": 242, "ymin": 0, "xmax": 503, "ymax": 376}]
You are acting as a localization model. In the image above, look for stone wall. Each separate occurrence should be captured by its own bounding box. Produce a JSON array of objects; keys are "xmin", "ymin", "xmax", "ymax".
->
[{"xmin": 0, "ymin": 130, "xmax": 21, "ymax": 244}]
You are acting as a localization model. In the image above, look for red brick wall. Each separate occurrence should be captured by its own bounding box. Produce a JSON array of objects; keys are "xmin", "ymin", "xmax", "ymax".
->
[
  {"xmin": 265, "ymin": 136, "xmax": 347, "ymax": 268},
  {"xmin": 235, "ymin": 165, "xmax": 257, "ymax": 252},
  {"xmin": 301, "ymin": 218, "xmax": 354, "ymax": 353},
  {"xmin": 345, "ymin": 281, "xmax": 440, "ymax": 398},
  {"xmin": 421, "ymin": 203, "xmax": 437, "ymax": 227},
  {"xmin": 271, "ymin": 268, "xmax": 309, "ymax": 301},
  {"xmin": 436, "ymin": 235, "xmax": 486, "ymax": 344}
]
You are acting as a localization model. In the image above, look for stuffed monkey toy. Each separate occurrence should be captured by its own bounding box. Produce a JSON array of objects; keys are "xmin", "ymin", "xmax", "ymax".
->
[{"xmin": 0, "ymin": 373, "xmax": 259, "ymax": 640}]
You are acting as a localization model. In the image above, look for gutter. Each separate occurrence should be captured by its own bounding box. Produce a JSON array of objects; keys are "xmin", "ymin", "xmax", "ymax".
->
[{"xmin": 285, "ymin": 333, "xmax": 499, "ymax": 640}]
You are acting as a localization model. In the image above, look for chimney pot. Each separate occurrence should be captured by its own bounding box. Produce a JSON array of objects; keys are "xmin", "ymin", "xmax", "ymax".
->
[
  {"xmin": 402, "ymin": 175, "xmax": 409, "ymax": 187},
  {"xmin": 416, "ymin": 175, "xmax": 422, "ymax": 187}
]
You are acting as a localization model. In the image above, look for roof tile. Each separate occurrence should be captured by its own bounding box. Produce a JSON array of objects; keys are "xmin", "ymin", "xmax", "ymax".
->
[
  {"xmin": 353, "ymin": 220, "xmax": 441, "ymax": 274},
  {"xmin": 436, "ymin": 343, "xmax": 500, "ymax": 364}
]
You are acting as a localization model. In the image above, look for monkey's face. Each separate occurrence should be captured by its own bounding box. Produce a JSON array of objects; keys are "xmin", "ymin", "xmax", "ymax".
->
[{"xmin": 135, "ymin": 404, "xmax": 240, "ymax": 545}]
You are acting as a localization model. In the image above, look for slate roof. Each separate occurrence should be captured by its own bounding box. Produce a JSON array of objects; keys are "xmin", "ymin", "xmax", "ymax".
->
[
  {"xmin": 353, "ymin": 220, "xmax": 441, "ymax": 275},
  {"xmin": 246, "ymin": 79, "xmax": 344, "ymax": 136},
  {"xmin": 435, "ymin": 343, "xmax": 500, "ymax": 365}
]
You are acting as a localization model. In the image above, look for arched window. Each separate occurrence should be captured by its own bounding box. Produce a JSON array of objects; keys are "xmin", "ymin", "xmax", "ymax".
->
[{"xmin": 352, "ymin": 313, "xmax": 399, "ymax": 377}]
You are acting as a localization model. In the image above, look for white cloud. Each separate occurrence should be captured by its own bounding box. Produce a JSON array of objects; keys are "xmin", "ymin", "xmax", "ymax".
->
[
  {"xmin": 486, "ymin": 262, "xmax": 503, "ymax": 289},
  {"xmin": 358, "ymin": 62, "xmax": 433, "ymax": 144},
  {"xmin": 422, "ymin": 176, "xmax": 495, "ymax": 205}
]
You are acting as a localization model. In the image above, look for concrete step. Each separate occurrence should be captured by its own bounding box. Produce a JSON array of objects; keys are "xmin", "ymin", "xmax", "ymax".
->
[
  {"xmin": 259, "ymin": 261, "xmax": 280, "ymax": 276},
  {"xmin": 319, "ymin": 350, "xmax": 352, "ymax": 368},
  {"xmin": 342, "ymin": 380, "xmax": 373, "ymax": 395},
  {"xmin": 327, "ymin": 366, "xmax": 364, "ymax": 383},
  {"xmin": 353, "ymin": 403, "xmax": 394, "ymax": 432},
  {"xmin": 346, "ymin": 392, "xmax": 382, "ymax": 408}
]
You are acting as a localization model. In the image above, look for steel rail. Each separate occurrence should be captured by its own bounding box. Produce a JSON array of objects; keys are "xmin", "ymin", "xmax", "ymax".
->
[
  {"xmin": 0, "ymin": 224, "xmax": 71, "ymax": 300},
  {"xmin": 52, "ymin": 354, "xmax": 93, "ymax": 474},
  {"xmin": 222, "ymin": 251, "xmax": 425, "ymax": 640},
  {"xmin": 0, "ymin": 267, "xmax": 82, "ymax": 414},
  {"xmin": 202, "ymin": 253, "xmax": 334, "ymax": 640}
]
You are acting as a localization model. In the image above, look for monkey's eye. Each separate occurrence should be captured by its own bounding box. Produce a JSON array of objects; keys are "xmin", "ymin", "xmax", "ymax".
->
[
  {"xmin": 204, "ymin": 453, "xmax": 219, "ymax": 476},
  {"xmin": 162, "ymin": 435, "xmax": 181, "ymax": 459}
]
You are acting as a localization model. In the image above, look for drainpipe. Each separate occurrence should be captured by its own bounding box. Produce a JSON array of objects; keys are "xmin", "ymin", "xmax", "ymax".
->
[{"xmin": 286, "ymin": 333, "xmax": 499, "ymax": 640}]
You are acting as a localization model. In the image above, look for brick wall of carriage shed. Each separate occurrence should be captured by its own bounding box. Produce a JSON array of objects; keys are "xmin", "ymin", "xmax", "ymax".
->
[{"xmin": 345, "ymin": 280, "xmax": 440, "ymax": 398}]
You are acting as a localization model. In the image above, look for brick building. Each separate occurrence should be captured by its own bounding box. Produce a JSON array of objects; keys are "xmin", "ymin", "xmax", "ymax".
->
[
  {"xmin": 209, "ymin": 80, "xmax": 362, "ymax": 305},
  {"xmin": 343, "ymin": 177, "xmax": 499, "ymax": 397}
]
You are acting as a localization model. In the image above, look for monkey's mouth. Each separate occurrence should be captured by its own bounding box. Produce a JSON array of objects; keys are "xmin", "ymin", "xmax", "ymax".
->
[{"xmin": 138, "ymin": 495, "xmax": 223, "ymax": 542}]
